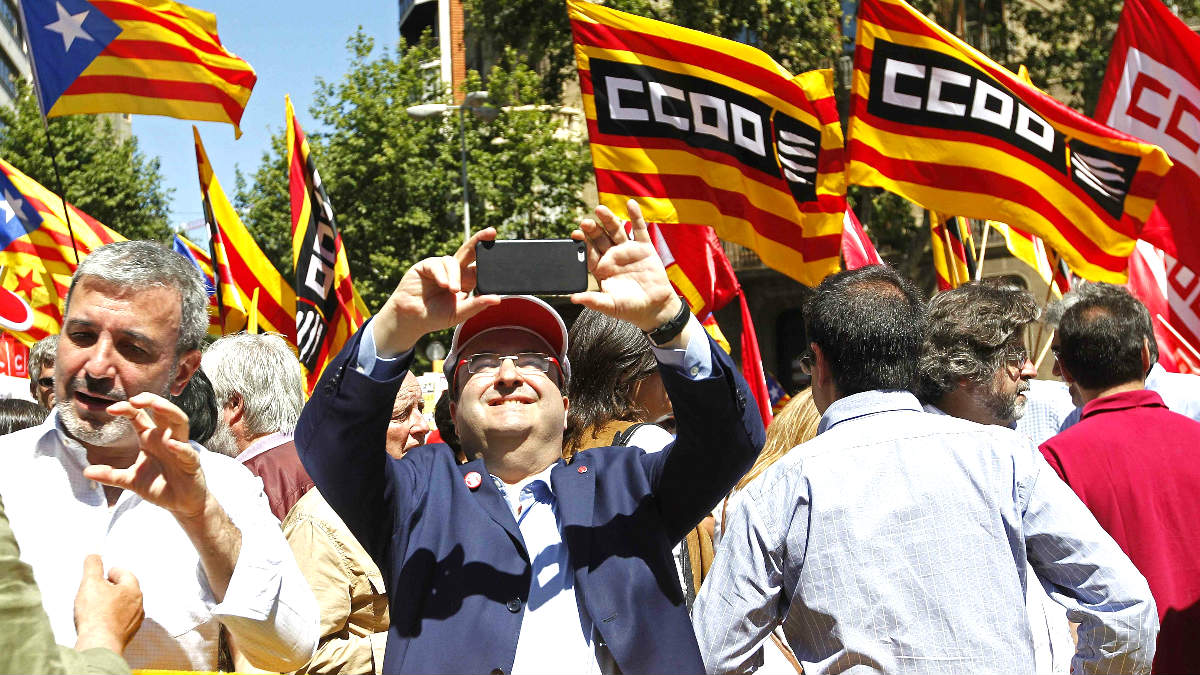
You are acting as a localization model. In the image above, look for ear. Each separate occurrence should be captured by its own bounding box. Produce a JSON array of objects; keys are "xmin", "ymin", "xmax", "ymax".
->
[
  {"xmin": 811, "ymin": 343, "xmax": 833, "ymax": 390},
  {"xmin": 1141, "ymin": 337, "xmax": 1152, "ymax": 376},
  {"xmin": 226, "ymin": 391, "xmax": 245, "ymax": 426},
  {"xmin": 170, "ymin": 349, "xmax": 202, "ymax": 397},
  {"xmin": 562, "ymin": 396, "xmax": 570, "ymax": 430}
]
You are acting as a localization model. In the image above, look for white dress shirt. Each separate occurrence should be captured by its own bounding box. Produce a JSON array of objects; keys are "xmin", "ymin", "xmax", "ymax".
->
[{"xmin": 0, "ymin": 416, "xmax": 319, "ymax": 671}]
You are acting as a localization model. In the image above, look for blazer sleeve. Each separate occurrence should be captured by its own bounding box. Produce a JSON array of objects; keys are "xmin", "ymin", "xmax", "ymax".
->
[
  {"xmin": 641, "ymin": 333, "xmax": 766, "ymax": 543},
  {"xmin": 295, "ymin": 321, "xmax": 429, "ymax": 568}
]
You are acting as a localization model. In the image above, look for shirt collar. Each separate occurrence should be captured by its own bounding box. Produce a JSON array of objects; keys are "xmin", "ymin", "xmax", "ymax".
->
[
  {"xmin": 235, "ymin": 431, "xmax": 294, "ymax": 464},
  {"xmin": 1080, "ymin": 389, "xmax": 1165, "ymax": 419},
  {"xmin": 818, "ymin": 390, "xmax": 923, "ymax": 435},
  {"xmin": 492, "ymin": 461, "xmax": 558, "ymax": 498}
]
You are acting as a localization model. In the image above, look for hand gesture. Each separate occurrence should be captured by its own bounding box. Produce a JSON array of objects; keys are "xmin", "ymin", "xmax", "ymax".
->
[
  {"xmin": 74, "ymin": 554, "xmax": 144, "ymax": 655},
  {"xmin": 372, "ymin": 229, "xmax": 504, "ymax": 356},
  {"xmin": 571, "ymin": 200, "xmax": 683, "ymax": 332},
  {"xmin": 82, "ymin": 393, "xmax": 209, "ymax": 520}
]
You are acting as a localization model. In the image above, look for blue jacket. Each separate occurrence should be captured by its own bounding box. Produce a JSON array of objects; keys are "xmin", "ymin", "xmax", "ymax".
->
[{"xmin": 296, "ymin": 327, "xmax": 764, "ymax": 674}]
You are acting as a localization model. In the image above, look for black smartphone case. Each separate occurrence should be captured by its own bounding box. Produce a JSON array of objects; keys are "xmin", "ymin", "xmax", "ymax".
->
[{"xmin": 474, "ymin": 239, "xmax": 589, "ymax": 295}]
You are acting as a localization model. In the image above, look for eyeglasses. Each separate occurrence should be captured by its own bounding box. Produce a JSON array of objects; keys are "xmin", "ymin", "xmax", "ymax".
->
[
  {"xmin": 798, "ymin": 349, "xmax": 815, "ymax": 377},
  {"xmin": 1003, "ymin": 343, "xmax": 1030, "ymax": 368},
  {"xmin": 454, "ymin": 352, "xmax": 563, "ymax": 389}
]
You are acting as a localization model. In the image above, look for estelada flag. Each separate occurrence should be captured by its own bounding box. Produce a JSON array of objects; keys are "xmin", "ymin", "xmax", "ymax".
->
[
  {"xmin": 287, "ymin": 96, "xmax": 368, "ymax": 392},
  {"xmin": 19, "ymin": 0, "xmax": 257, "ymax": 136},
  {"xmin": 569, "ymin": 0, "xmax": 846, "ymax": 286},
  {"xmin": 847, "ymin": 0, "xmax": 1172, "ymax": 283},
  {"xmin": 841, "ymin": 207, "xmax": 883, "ymax": 270},
  {"xmin": 648, "ymin": 221, "xmax": 772, "ymax": 426},
  {"xmin": 1095, "ymin": 0, "xmax": 1200, "ymax": 276},
  {"xmin": 0, "ymin": 158, "xmax": 123, "ymax": 344},
  {"xmin": 172, "ymin": 233, "xmax": 225, "ymax": 335},
  {"xmin": 194, "ymin": 128, "xmax": 294, "ymax": 339}
]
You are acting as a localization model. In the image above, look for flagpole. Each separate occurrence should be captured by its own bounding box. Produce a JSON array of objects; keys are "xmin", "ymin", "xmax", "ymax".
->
[
  {"xmin": 975, "ymin": 222, "xmax": 991, "ymax": 281},
  {"xmin": 1155, "ymin": 314, "xmax": 1200, "ymax": 363},
  {"xmin": 16, "ymin": 0, "xmax": 81, "ymax": 266},
  {"xmin": 1033, "ymin": 248, "xmax": 1062, "ymax": 350},
  {"xmin": 202, "ymin": 200, "xmax": 228, "ymax": 336}
]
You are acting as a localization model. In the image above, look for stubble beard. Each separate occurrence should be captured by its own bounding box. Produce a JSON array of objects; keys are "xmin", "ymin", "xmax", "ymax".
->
[
  {"xmin": 58, "ymin": 363, "xmax": 178, "ymax": 447},
  {"xmin": 205, "ymin": 418, "xmax": 239, "ymax": 457}
]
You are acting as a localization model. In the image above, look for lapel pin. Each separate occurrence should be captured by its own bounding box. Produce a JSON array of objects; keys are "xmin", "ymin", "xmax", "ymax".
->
[
  {"xmin": 464, "ymin": 471, "xmax": 482, "ymax": 489},
  {"xmin": 577, "ymin": 465, "xmax": 588, "ymax": 474}
]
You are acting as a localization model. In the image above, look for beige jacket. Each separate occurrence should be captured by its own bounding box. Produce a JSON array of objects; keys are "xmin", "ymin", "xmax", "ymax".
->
[{"xmin": 282, "ymin": 489, "xmax": 389, "ymax": 674}]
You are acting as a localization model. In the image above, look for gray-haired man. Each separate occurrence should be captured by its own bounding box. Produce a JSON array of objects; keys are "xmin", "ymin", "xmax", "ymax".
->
[
  {"xmin": 0, "ymin": 241, "xmax": 317, "ymax": 671},
  {"xmin": 202, "ymin": 332, "xmax": 314, "ymax": 521}
]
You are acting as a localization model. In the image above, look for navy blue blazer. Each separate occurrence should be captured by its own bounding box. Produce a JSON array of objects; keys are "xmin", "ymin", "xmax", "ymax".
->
[{"xmin": 296, "ymin": 325, "xmax": 764, "ymax": 674}]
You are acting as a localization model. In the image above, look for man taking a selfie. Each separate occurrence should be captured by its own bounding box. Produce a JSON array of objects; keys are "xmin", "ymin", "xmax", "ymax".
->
[{"xmin": 296, "ymin": 202, "xmax": 764, "ymax": 674}]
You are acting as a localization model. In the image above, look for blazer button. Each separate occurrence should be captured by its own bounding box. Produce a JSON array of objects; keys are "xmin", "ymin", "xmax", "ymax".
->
[{"xmin": 506, "ymin": 598, "xmax": 522, "ymax": 613}]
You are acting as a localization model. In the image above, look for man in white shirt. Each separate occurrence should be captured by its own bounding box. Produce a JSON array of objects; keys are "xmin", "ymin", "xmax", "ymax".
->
[{"xmin": 0, "ymin": 241, "xmax": 318, "ymax": 671}]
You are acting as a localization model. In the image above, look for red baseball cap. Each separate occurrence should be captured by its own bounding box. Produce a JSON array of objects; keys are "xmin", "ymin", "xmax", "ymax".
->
[{"xmin": 442, "ymin": 295, "xmax": 571, "ymax": 386}]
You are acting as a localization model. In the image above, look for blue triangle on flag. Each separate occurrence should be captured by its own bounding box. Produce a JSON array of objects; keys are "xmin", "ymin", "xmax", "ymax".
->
[
  {"xmin": 0, "ymin": 170, "xmax": 46, "ymax": 250},
  {"xmin": 19, "ymin": 0, "xmax": 122, "ymax": 115}
]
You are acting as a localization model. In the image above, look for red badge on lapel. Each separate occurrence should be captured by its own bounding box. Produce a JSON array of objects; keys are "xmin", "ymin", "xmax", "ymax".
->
[
  {"xmin": 464, "ymin": 471, "xmax": 482, "ymax": 489},
  {"xmin": 577, "ymin": 465, "xmax": 588, "ymax": 474}
]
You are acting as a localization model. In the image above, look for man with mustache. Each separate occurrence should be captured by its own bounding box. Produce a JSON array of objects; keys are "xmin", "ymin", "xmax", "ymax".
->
[
  {"xmin": 0, "ymin": 241, "xmax": 318, "ymax": 672},
  {"xmin": 915, "ymin": 280, "xmax": 1074, "ymax": 674}
]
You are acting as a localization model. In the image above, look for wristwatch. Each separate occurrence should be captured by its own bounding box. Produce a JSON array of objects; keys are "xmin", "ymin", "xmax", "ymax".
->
[{"xmin": 645, "ymin": 297, "xmax": 691, "ymax": 346}]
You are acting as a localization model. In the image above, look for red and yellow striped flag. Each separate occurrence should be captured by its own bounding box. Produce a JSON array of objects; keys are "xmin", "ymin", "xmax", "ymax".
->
[
  {"xmin": 929, "ymin": 213, "xmax": 976, "ymax": 290},
  {"xmin": 194, "ymin": 128, "xmax": 296, "ymax": 340},
  {"xmin": 22, "ymin": 0, "xmax": 257, "ymax": 136},
  {"xmin": 990, "ymin": 222, "xmax": 1069, "ymax": 298},
  {"xmin": 0, "ymin": 158, "xmax": 124, "ymax": 344},
  {"xmin": 847, "ymin": 0, "xmax": 1172, "ymax": 283},
  {"xmin": 569, "ymin": 0, "xmax": 846, "ymax": 286},
  {"xmin": 287, "ymin": 96, "xmax": 368, "ymax": 392}
]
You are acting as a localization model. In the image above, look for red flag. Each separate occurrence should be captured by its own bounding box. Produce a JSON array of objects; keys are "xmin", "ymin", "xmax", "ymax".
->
[
  {"xmin": 841, "ymin": 208, "xmax": 883, "ymax": 270},
  {"xmin": 1128, "ymin": 242, "xmax": 1200, "ymax": 373},
  {"xmin": 1095, "ymin": 0, "xmax": 1200, "ymax": 275},
  {"xmin": 648, "ymin": 222, "xmax": 772, "ymax": 426}
]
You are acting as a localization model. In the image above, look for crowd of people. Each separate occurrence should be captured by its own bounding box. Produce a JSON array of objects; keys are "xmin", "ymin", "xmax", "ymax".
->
[{"xmin": 0, "ymin": 200, "xmax": 1197, "ymax": 674}]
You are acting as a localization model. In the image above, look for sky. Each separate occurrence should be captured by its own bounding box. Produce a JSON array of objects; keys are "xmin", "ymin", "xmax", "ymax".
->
[{"xmin": 129, "ymin": 0, "xmax": 399, "ymax": 233}]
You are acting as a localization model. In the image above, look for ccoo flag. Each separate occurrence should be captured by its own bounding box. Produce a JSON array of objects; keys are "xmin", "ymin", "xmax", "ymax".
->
[
  {"xmin": 847, "ymin": 0, "xmax": 1172, "ymax": 283},
  {"xmin": 0, "ymin": 158, "xmax": 123, "ymax": 344},
  {"xmin": 287, "ymin": 96, "xmax": 368, "ymax": 391},
  {"xmin": 569, "ymin": 0, "xmax": 847, "ymax": 286},
  {"xmin": 18, "ymin": 0, "xmax": 257, "ymax": 136}
]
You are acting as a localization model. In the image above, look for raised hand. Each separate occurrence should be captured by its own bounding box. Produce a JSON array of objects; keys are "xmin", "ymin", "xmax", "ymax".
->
[
  {"xmin": 372, "ymin": 228, "xmax": 504, "ymax": 356},
  {"xmin": 571, "ymin": 200, "xmax": 683, "ymax": 332},
  {"xmin": 82, "ymin": 393, "xmax": 208, "ymax": 520}
]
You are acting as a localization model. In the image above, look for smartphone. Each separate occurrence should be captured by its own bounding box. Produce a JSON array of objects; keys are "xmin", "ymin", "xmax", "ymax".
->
[{"xmin": 474, "ymin": 239, "xmax": 588, "ymax": 295}]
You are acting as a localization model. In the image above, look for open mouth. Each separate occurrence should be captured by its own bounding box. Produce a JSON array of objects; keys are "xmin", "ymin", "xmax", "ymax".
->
[
  {"xmin": 73, "ymin": 390, "xmax": 120, "ymax": 411},
  {"xmin": 489, "ymin": 396, "xmax": 534, "ymax": 406}
]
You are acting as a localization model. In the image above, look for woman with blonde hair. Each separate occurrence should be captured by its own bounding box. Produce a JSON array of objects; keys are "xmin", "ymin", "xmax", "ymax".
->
[{"xmin": 709, "ymin": 385, "xmax": 821, "ymax": 675}]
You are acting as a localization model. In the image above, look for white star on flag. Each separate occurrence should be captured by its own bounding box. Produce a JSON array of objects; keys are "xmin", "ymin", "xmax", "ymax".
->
[
  {"xmin": 3, "ymin": 190, "xmax": 26, "ymax": 220},
  {"xmin": 0, "ymin": 199, "xmax": 13, "ymax": 223},
  {"xmin": 45, "ymin": 1, "xmax": 94, "ymax": 52}
]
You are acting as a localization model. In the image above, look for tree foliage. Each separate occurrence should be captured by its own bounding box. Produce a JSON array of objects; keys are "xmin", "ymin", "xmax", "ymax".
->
[
  {"xmin": 1010, "ymin": 0, "xmax": 1200, "ymax": 113},
  {"xmin": 237, "ymin": 32, "xmax": 592, "ymax": 313},
  {"xmin": 0, "ymin": 82, "xmax": 172, "ymax": 241}
]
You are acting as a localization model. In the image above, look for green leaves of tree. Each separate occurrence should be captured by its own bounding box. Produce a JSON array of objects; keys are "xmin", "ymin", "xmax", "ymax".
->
[
  {"xmin": 236, "ymin": 33, "xmax": 592, "ymax": 312},
  {"xmin": 0, "ymin": 81, "xmax": 172, "ymax": 241}
]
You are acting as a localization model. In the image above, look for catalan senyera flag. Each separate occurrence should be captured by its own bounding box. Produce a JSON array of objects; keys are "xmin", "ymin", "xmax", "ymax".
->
[
  {"xmin": 989, "ymin": 222, "xmax": 1068, "ymax": 298},
  {"xmin": 194, "ymin": 128, "xmax": 295, "ymax": 340},
  {"xmin": 648, "ymin": 221, "xmax": 772, "ymax": 426},
  {"xmin": 0, "ymin": 158, "xmax": 123, "ymax": 344},
  {"xmin": 19, "ymin": 0, "xmax": 257, "ymax": 136},
  {"xmin": 287, "ymin": 96, "xmax": 368, "ymax": 391},
  {"xmin": 847, "ymin": 0, "xmax": 1172, "ymax": 283},
  {"xmin": 569, "ymin": 0, "xmax": 847, "ymax": 286},
  {"xmin": 929, "ymin": 213, "xmax": 975, "ymax": 290}
]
